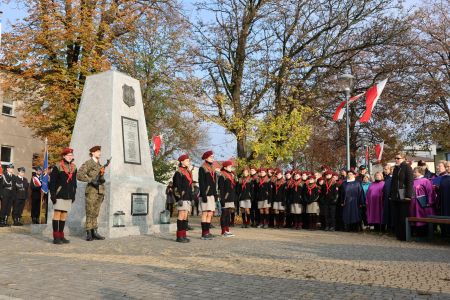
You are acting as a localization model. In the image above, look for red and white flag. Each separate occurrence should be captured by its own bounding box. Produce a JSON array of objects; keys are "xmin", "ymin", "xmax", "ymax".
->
[
  {"xmin": 374, "ymin": 142, "xmax": 384, "ymax": 162},
  {"xmin": 332, "ymin": 93, "xmax": 364, "ymax": 121},
  {"xmin": 359, "ymin": 79, "xmax": 388, "ymax": 123},
  {"xmin": 152, "ymin": 135, "xmax": 162, "ymax": 156}
]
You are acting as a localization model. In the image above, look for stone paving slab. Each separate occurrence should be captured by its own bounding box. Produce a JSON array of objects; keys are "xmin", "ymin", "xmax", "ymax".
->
[{"xmin": 1, "ymin": 221, "xmax": 450, "ymax": 300}]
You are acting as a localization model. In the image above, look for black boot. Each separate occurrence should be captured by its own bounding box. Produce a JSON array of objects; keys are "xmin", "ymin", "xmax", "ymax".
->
[
  {"xmin": 86, "ymin": 230, "xmax": 94, "ymax": 241},
  {"xmin": 13, "ymin": 218, "xmax": 23, "ymax": 226},
  {"xmin": 91, "ymin": 229, "xmax": 105, "ymax": 240}
]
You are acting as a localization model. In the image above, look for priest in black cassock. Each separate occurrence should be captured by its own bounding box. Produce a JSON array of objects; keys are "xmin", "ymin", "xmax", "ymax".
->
[{"xmin": 341, "ymin": 170, "xmax": 365, "ymax": 231}]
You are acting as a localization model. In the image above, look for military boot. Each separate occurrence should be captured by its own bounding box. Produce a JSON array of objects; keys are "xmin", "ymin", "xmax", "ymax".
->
[
  {"xmin": 86, "ymin": 230, "xmax": 94, "ymax": 241},
  {"xmin": 91, "ymin": 229, "xmax": 105, "ymax": 240}
]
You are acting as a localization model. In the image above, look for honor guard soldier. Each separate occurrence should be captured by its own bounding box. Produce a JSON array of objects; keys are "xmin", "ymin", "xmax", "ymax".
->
[
  {"xmin": 12, "ymin": 167, "xmax": 29, "ymax": 226},
  {"xmin": 272, "ymin": 169, "xmax": 286, "ymax": 229},
  {"xmin": 31, "ymin": 167, "xmax": 43, "ymax": 224},
  {"xmin": 291, "ymin": 171, "xmax": 304, "ymax": 230},
  {"xmin": 237, "ymin": 167, "xmax": 252, "ymax": 228},
  {"xmin": 218, "ymin": 161, "xmax": 236, "ymax": 237},
  {"xmin": 0, "ymin": 164, "xmax": 17, "ymax": 227},
  {"xmin": 303, "ymin": 175, "xmax": 320, "ymax": 230},
  {"xmin": 172, "ymin": 154, "xmax": 193, "ymax": 243},
  {"xmin": 49, "ymin": 148, "xmax": 77, "ymax": 244},
  {"xmin": 256, "ymin": 168, "xmax": 273, "ymax": 229},
  {"xmin": 198, "ymin": 150, "xmax": 217, "ymax": 240},
  {"xmin": 77, "ymin": 146, "xmax": 108, "ymax": 241}
]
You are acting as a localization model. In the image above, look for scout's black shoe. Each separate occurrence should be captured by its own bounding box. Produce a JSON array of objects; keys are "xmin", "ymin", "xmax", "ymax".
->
[
  {"xmin": 91, "ymin": 229, "xmax": 105, "ymax": 240},
  {"xmin": 176, "ymin": 237, "xmax": 188, "ymax": 243},
  {"xmin": 86, "ymin": 230, "xmax": 94, "ymax": 241},
  {"xmin": 183, "ymin": 237, "xmax": 190, "ymax": 242},
  {"xmin": 13, "ymin": 218, "xmax": 23, "ymax": 226},
  {"xmin": 60, "ymin": 234, "xmax": 70, "ymax": 244},
  {"xmin": 0, "ymin": 218, "xmax": 5, "ymax": 227},
  {"xmin": 53, "ymin": 238, "xmax": 63, "ymax": 245}
]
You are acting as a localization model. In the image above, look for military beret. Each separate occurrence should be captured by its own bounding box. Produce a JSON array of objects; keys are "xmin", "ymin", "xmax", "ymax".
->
[
  {"xmin": 177, "ymin": 154, "xmax": 189, "ymax": 162},
  {"xmin": 35, "ymin": 166, "xmax": 42, "ymax": 171},
  {"xmin": 18, "ymin": 167, "xmax": 26, "ymax": 172},
  {"xmin": 201, "ymin": 150, "xmax": 214, "ymax": 160},
  {"xmin": 61, "ymin": 148, "xmax": 74, "ymax": 156},
  {"xmin": 222, "ymin": 160, "xmax": 233, "ymax": 168},
  {"xmin": 89, "ymin": 145, "xmax": 101, "ymax": 153}
]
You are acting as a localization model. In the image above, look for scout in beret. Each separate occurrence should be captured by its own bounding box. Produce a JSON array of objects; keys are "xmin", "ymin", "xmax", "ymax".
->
[
  {"xmin": 218, "ymin": 161, "xmax": 236, "ymax": 237},
  {"xmin": 198, "ymin": 150, "xmax": 217, "ymax": 240}
]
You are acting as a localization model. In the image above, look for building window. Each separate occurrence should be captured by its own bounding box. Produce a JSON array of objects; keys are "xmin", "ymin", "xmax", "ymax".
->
[
  {"xmin": 2, "ymin": 100, "xmax": 14, "ymax": 116},
  {"xmin": 1, "ymin": 146, "xmax": 13, "ymax": 164}
]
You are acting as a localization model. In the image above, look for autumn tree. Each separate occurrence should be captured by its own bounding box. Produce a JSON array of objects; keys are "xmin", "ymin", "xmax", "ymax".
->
[
  {"xmin": 191, "ymin": 0, "xmax": 408, "ymax": 165},
  {"xmin": 110, "ymin": 2, "xmax": 206, "ymax": 181},
  {"xmin": 0, "ymin": 0, "xmax": 167, "ymax": 161}
]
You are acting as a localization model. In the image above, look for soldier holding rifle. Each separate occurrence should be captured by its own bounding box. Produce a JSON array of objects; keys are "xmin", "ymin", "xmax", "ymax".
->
[{"xmin": 77, "ymin": 145, "xmax": 111, "ymax": 241}]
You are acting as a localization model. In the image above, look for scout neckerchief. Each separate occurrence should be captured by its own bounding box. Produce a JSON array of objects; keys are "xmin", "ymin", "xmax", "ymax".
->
[
  {"xmin": 306, "ymin": 183, "xmax": 317, "ymax": 196},
  {"xmin": 179, "ymin": 166, "xmax": 193, "ymax": 186},
  {"xmin": 259, "ymin": 176, "xmax": 268, "ymax": 187},
  {"xmin": 60, "ymin": 159, "xmax": 75, "ymax": 183},
  {"xmin": 221, "ymin": 170, "xmax": 236, "ymax": 188},
  {"xmin": 202, "ymin": 162, "xmax": 216, "ymax": 183},
  {"xmin": 241, "ymin": 176, "xmax": 251, "ymax": 190},
  {"xmin": 293, "ymin": 179, "xmax": 302, "ymax": 191},
  {"xmin": 325, "ymin": 178, "xmax": 336, "ymax": 195},
  {"xmin": 275, "ymin": 178, "xmax": 285, "ymax": 194}
]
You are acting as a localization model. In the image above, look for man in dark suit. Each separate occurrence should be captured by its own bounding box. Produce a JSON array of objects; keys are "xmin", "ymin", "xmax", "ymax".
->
[{"xmin": 390, "ymin": 152, "xmax": 414, "ymax": 240}]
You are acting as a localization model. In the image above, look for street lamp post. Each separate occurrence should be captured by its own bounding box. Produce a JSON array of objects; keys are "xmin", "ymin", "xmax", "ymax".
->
[{"xmin": 338, "ymin": 73, "xmax": 355, "ymax": 171}]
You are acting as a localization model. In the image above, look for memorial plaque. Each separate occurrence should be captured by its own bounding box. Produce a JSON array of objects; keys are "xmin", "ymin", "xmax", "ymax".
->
[
  {"xmin": 131, "ymin": 193, "xmax": 149, "ymax": 216},
  {"xmin": 121, "ymin": 116, "xmax": 141, "ymax": 164}
]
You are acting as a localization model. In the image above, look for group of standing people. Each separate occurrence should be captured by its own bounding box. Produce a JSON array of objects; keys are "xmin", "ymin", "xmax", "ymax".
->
[{"xmin": 171, "ymin": 150, "xmax": 450, "ymax": 243}]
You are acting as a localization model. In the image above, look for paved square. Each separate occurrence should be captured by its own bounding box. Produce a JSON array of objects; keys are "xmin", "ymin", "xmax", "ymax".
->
[{"xmin": 1, "ymin": 220, "xmax": 450, "ymax": 299}]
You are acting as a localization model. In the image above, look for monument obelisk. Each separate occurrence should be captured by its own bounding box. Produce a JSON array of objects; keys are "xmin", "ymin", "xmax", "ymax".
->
[{"xmin": 63, "ymin": 70, "xmax": 172, "ymax": 238}]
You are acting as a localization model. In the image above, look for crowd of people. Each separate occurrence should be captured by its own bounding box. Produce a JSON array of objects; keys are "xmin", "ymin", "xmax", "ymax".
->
[{"xmin": 170, "ymin": 151, "xmax": 450, "ymax": 243}]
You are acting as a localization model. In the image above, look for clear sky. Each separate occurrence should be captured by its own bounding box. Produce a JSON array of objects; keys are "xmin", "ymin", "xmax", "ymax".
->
[{"xmin": 0, "ymin": 0, "xmax": 422, "ymax": 161}]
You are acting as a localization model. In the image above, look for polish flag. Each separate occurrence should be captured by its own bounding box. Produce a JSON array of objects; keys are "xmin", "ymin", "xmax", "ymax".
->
[
  {"xmin": 152, "ymin": 135, "xmax": 162, "ymax": 156},
  {"xmin": 333, "ymin": 93, "xmax": 364, "ymax": 121},
  {"xmin": 359, "ymin": 79, "xmax": 388, "ymax": 123},
  {"xmin": 374, "ymin": 142, "xmax": 384, "ymax": 162}
]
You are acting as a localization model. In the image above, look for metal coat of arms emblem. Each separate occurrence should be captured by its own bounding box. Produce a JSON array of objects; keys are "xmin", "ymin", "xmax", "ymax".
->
[{"xmin": 122, "ymin": 84, "xmax": 135, "ymax": 107}]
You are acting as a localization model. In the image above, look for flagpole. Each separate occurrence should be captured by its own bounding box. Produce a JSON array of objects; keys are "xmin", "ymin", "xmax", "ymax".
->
[{"xmin": 338, "ymin": 73, "xmax": 355, "ymax": 171}]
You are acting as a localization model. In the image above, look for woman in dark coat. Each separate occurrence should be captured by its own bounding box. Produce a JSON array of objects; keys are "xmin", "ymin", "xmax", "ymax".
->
[
  {"xmin": 438, "ymin": 162, "xmax": 450, "ymax": 236},
  {"xmin": 341, "ymin": 170, "xmax": 365, "ymax": 231}
]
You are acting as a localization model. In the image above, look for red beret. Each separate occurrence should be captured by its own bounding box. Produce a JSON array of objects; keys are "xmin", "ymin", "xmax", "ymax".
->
[
  {"xmin": 222, "ymin": 160, "xmax": 233, "ymax": 168},
  {"xmin": 285, "ymin": 170, "xmax": 292, "ymax": 175},
  {"xmin": 259, "ymin": 168, "xmax": 267, "ymax": 173},
  {"xmin": 333, "ymin": 172, "xmax": 339, "ymax": 177},
  {"xmin": 61, "ymin": 147, "xmax": 74, "ymax": 156},
  {"xmin": 317, "ymin": 177, "xmax": 325, "ymax": 182},
  {"xmin": 89, "ymin": 145, "xmax": 101, "ymax": 153},
  {"xmin": 308, "ymin": 175, "xmax": 316, "ymax": 180},
  {"xmin": 249, "ymin": 166, "xmax": 257, "ymax": 170},
  {"xmin": 178, "ymin": 154, "xmax": 189, "ymax": 162},
  {"xmin": 275, "ymin": 168, "xmax": 283, "ymax": 174},
  {"xmin": 324, "ymin": 170, "xmax": 333, "ymax": 176},
  {"xmin": 201, "ymin": 150, "xmax": 214, "ymax": 160}
]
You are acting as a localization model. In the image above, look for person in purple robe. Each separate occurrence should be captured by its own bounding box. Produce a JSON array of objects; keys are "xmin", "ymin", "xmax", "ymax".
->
[
  {"xmin": 341, "ymin": 170, "xmax": 364, "ymax": 232},
  {"xmin": 366, "ymin": 172, "xmax": 385, "ymax": 231},
  {"xmin": 410, "ymin": 167, "xmax": 436, "ymax": 236},
  {"xmin": 438, "ymin": 162, "xmax": 450, "ymax": 236}
]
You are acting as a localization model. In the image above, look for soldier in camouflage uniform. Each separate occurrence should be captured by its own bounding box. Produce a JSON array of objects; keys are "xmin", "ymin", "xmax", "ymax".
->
[{"xmin": 77, "ymin": 145, "xmax": 106, "ymax": 241}]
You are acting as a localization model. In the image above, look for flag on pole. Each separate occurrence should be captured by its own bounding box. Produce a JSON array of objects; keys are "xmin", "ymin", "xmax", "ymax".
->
[
  {"xmin": 374, "ymin": 142, "xmax": 384, "ymax": 162},
  {"xmin": 358, "ymin": 79, "xmax": 388, "ymax": 123},
  {"xmin": 40, "ymin": 140, "xmax": 49, "ymax": 194},
  {"xmin": 152, "ymin": 135, "xmax": 162, "ymax": 156},
  {"xmin": 365, "ymin": 146, "xmax": 370, "ymax": 166},
  {"xmin": 332, "ymin": 93, "xmax": 364, "ymax": 121}
]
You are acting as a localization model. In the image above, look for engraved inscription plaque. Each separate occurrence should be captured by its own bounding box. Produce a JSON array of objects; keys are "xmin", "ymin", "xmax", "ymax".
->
[{"xmin": 121, "ymin": 116, "xmax": 141, "ymax": 165}]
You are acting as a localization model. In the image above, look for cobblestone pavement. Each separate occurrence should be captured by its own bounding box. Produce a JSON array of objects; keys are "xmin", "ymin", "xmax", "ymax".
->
[{"xmin": 1, "ymin": 219, "xmax": 450, "ymax": 300}]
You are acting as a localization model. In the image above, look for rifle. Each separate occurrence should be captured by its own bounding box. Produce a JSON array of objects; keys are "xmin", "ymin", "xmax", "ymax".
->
[{"xmin": 91, "ymin": 157, "xmax": 112, "ymax": 187}]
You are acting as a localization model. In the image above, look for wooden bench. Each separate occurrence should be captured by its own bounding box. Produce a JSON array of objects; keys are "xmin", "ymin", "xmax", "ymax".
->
[{"xmin": 406, "ymin": 216, "xmax": 450, "ymax": 242}]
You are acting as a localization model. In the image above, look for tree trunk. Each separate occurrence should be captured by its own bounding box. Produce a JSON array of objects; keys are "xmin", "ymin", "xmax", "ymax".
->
[{"xmin": 237, "ymin": 136, "xmax": 247, "ymax": 159}]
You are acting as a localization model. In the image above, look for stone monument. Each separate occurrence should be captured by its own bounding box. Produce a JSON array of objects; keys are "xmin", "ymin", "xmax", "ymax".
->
[{"xmin": 34, "ymin": 70, "xmax": 174, "ymax": 238}]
